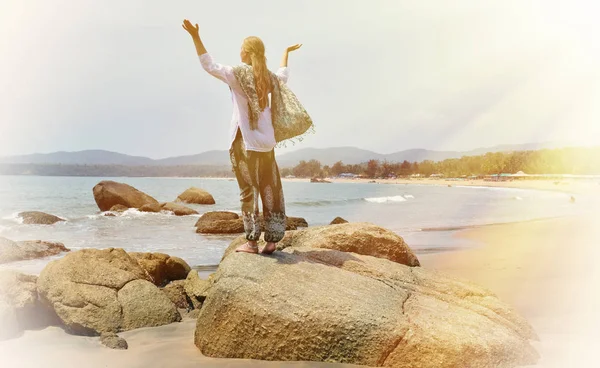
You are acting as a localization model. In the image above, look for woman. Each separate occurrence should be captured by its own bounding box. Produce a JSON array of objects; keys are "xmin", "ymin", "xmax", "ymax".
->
[{"xmin": 182, "ymin": 19, "xmax": 301, "ymax": 255}]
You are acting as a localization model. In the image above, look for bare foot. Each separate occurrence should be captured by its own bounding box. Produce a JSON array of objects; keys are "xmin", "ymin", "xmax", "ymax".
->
[
  {"xmin": 261, "ymin": 242, "xmax": 277, "ymax": 255},
  {"xmin": 235, "ymin": 242, "xmax": 259, "ymax": 254}
]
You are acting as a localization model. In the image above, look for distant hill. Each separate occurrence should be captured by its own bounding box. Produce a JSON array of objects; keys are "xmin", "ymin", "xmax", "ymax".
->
[{"xmin": 0, "ymin": 141, "xmax": 573, "ymax": 168}]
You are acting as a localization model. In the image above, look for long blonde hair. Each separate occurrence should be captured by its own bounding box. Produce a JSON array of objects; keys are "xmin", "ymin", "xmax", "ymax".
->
[{"xmin": 242, "ymin": 36, "xmax": 270, "ymax": 111}]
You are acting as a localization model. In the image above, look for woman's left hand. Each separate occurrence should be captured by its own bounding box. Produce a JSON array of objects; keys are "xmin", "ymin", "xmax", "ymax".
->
[{"xmin": 286, "ymin": 44, "xmax": 302, "ymax": 53}]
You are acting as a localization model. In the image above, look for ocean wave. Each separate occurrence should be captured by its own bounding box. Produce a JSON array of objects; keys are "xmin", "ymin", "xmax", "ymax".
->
[
  {"xmin": 364, "ymin": 195, "xmax": 407, "ymax": 203},
  {"xmin": 2, "ymin": 212, "xmax": 24, "ymax": 224},
  {"xmin": 290, "ymin": 195, "xmax": 413, "ymax": 207}
]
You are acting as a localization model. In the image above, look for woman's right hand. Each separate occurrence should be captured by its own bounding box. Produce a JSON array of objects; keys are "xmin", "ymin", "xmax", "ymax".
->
[{"xmin": 182, "ymin": 19, "xmax": 199, "ymax": 38}]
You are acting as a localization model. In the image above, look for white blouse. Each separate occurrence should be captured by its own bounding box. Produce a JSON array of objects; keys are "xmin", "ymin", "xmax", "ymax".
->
[{"xmin": 199, "ymin": 53, "xmax": 290, "ymax": 152}]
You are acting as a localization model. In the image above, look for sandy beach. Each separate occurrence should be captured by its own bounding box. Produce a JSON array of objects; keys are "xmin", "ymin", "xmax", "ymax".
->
[
  {"xmin": 2, "ymin": 178, "xmax": 599, "ymax": 367},
  {"xmin": 421, "ymin": 216, "xmax": 600, "ymax": 367},
  {"xmin": 281, "ymin": 177, "xmax": 600, "ymax": 196}
]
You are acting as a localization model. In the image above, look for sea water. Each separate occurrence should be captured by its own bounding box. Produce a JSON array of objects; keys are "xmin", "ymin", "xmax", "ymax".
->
[{"xmin": 0, "ymin": 175, "xmax": 593, "ymax": 274}]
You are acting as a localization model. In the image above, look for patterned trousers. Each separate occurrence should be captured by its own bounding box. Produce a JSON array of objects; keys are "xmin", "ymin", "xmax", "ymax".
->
[{"xmin": 229, "ymin": 130, "xmax": 286, "ymax": 242}]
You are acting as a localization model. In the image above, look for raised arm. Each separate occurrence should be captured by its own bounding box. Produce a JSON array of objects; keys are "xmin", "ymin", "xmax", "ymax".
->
[
  {"xmin": 182, "ymin": 19, "xmax": 207, "ymax": 56},
  {"xmin": 182, "ymin": 19, "xmax": 235, "ymax": 85},
  {"xmin": 277, "ymin": 44, "xmax": 302, "ymax": 83}
]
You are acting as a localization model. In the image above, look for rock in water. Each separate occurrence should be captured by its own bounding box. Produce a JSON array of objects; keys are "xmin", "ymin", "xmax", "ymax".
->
[
  {"xmin": 160, "ymin": 202, "xmax": 199, "ymax": 216},
  {"xmin": 37, "ymin": 248, "xmax": 180, "ymax": 335},
  {"xmin": 17, "ymin": 211, "xmax": 65, "ymax": 225},
  {"xmin": 92, "ymin": 180, "xmax": 161, "ymax": 212},
  {"xmin": 194, "ymin": 212, "xmax": 304, "ymax": 234},
  {"xmin": 0, "ymin": 238, "xmax": 67, "ymax": 264},
  {"xmin": 195, "ymin": 249, "xmax": 538, "ymax": 367},
  {"xmin": 224, "ymin": 222, "xmax": 420, "ymax": 267},
  {"xmin": 330, "ymin": 216, "xmax": 349, "ymax": 225},
  {"xmin": 100, "ymin": 332, "xmax": 128, "ymax": 350},
  {"xmin": 0, "ymin": 238, "xmax": 70, "ymax": 264},
  {"xmin": 176, "ymin": 187, "xmax": 215, "ymax": 205}
]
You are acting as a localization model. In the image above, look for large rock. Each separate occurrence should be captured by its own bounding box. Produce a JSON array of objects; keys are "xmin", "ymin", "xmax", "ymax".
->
[
  {"xmin": 176, "ymin": 187, "xmax": 215, "ymax": 205},
  {"xmin": 195, "ymin": 248, "xmax": 538, "ymax": 367},
  {"xmin": 224, "ymin": 222, "xmax": 420, "ymax": 267},
  {"xmin": 37, "ymin": 248, "xmax": 180, "ymax": 335},
  {"xmin": 129, "ymin": 252, "xmax": 191, "ymax": 287},
  {"xmin": 0, "ymin": 271, "xmax": 57, "ymax": 340},
  {"xmin": 18, "ymin": 211, "xmax": 65, "ymax": 225},
  {"xmin": 0, "ymin": 237, "xmax": 70, "ymax": 264},
  {"xmin": 92, "ymin": 180, "xmax": 160, "ymax": 212},
  {"xmin": 160, "ymin": 202, "xmax": 199, "ymax": 216}
]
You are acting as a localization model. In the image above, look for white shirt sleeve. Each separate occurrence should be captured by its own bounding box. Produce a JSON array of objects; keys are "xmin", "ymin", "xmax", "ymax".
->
[
  {"xmin": 198, "ymin": 53, "xmax": 236, "ymax": 86},
  {"xmin": 275, "ymin": 67, "xmax": 290, "ymax": 84}
]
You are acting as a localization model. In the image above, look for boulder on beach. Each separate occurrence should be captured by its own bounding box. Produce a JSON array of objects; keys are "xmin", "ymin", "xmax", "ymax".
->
[
  {"xmin": 310, "ymin": 177, "xmax": 331, "ymax": 183},
  {"xmin": 93, "ymin": 180, "xmax": 161, "ymax": 212},
  {"xmin": 161, "ymin": 280, "xmax": 190, "ymax": 310},
  {"xmin": 17, "ymin": 211, "xmax": 65, "ymax": 225},
  {"xmin": 160, "ymin": 202, "xmax": 199, "ymax": 216},
  {"xmin": 195, "ymin": 248, "xmax": 539, "ymax": 367},
  {"xmin": 0, "ymin": 237, "xmax": 70, "ymax": 264},
  {"xmin": 37, "ymin": 248, "xmax": 181, "ymax": 335},
  {"xmin": 224, "ymin": 222, "xmax": 420, "ymax": 267},
  {"xmin": 176, "ymin": 187, "xmax": 215, "ymax": 205},
  {"xmin": 129, "ymin": 252, "xmax": 191, "ymax": 287},
  {"xmin": 0, "ymin": 271, "xmax": 58, "ymax": 340},
  {"xmin": 330, "ymin": 216, "xmax": 349, "ymax": 225}
]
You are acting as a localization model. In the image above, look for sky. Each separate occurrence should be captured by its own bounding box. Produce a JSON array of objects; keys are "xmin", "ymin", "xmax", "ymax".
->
[{"xmin": 1, "ymin": 0, "xmax": 599, "ymax": 159}]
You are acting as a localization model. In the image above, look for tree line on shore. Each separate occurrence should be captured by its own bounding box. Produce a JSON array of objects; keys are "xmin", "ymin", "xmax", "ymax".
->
[
  {"xmin": 280, "ymin": 146, "xmax": 600, "ymax": 178},
  {"xmin": 1, "ymin": 146, "xmax": 599, "ymax": 178}
]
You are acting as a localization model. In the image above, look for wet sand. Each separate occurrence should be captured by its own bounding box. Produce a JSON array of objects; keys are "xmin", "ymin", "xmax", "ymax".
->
[{"xmin": 420, "ymin": 215, "xmax": 600, "ymax": 367}]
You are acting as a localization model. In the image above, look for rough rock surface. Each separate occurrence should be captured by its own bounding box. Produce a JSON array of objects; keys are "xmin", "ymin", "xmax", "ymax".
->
[
  {"xmin": 161, "ymin": 280, "xmax": 190, "ymax": 309},
  {"xmin": 129, "ymin": 252, "xmax": 191, "ymax": 287},
  {"xmin": 184, "ymin": 270, "xmax": 210, "ymax": 310},
  {"xmin": 176, "ymin": 187, "xmax": 215, "ymax": 205},
  {"xmin": 195, "ymin": 248, "xmax": 538, "ymax": 367},
  {"xmin": 160, "ymin": 202, "xmax": 199, "ymax": 216},
  {"xmin": 1, "ymin": 237, "xmax": 69, "ymax": 264},
  {"xmin": 92, "ymin": 180, "xmax": 161, "ymax": 212},
  {"xmin": 224, "ymin": 222, "xmax": 420, "ymax": 267},
  {"xmin": 18, "ymin": 211, "xmax": 65, "ymax": 225},
  {"xmin": 37, "ymin": 248, "xmax": 180, "ymax": 335}
]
